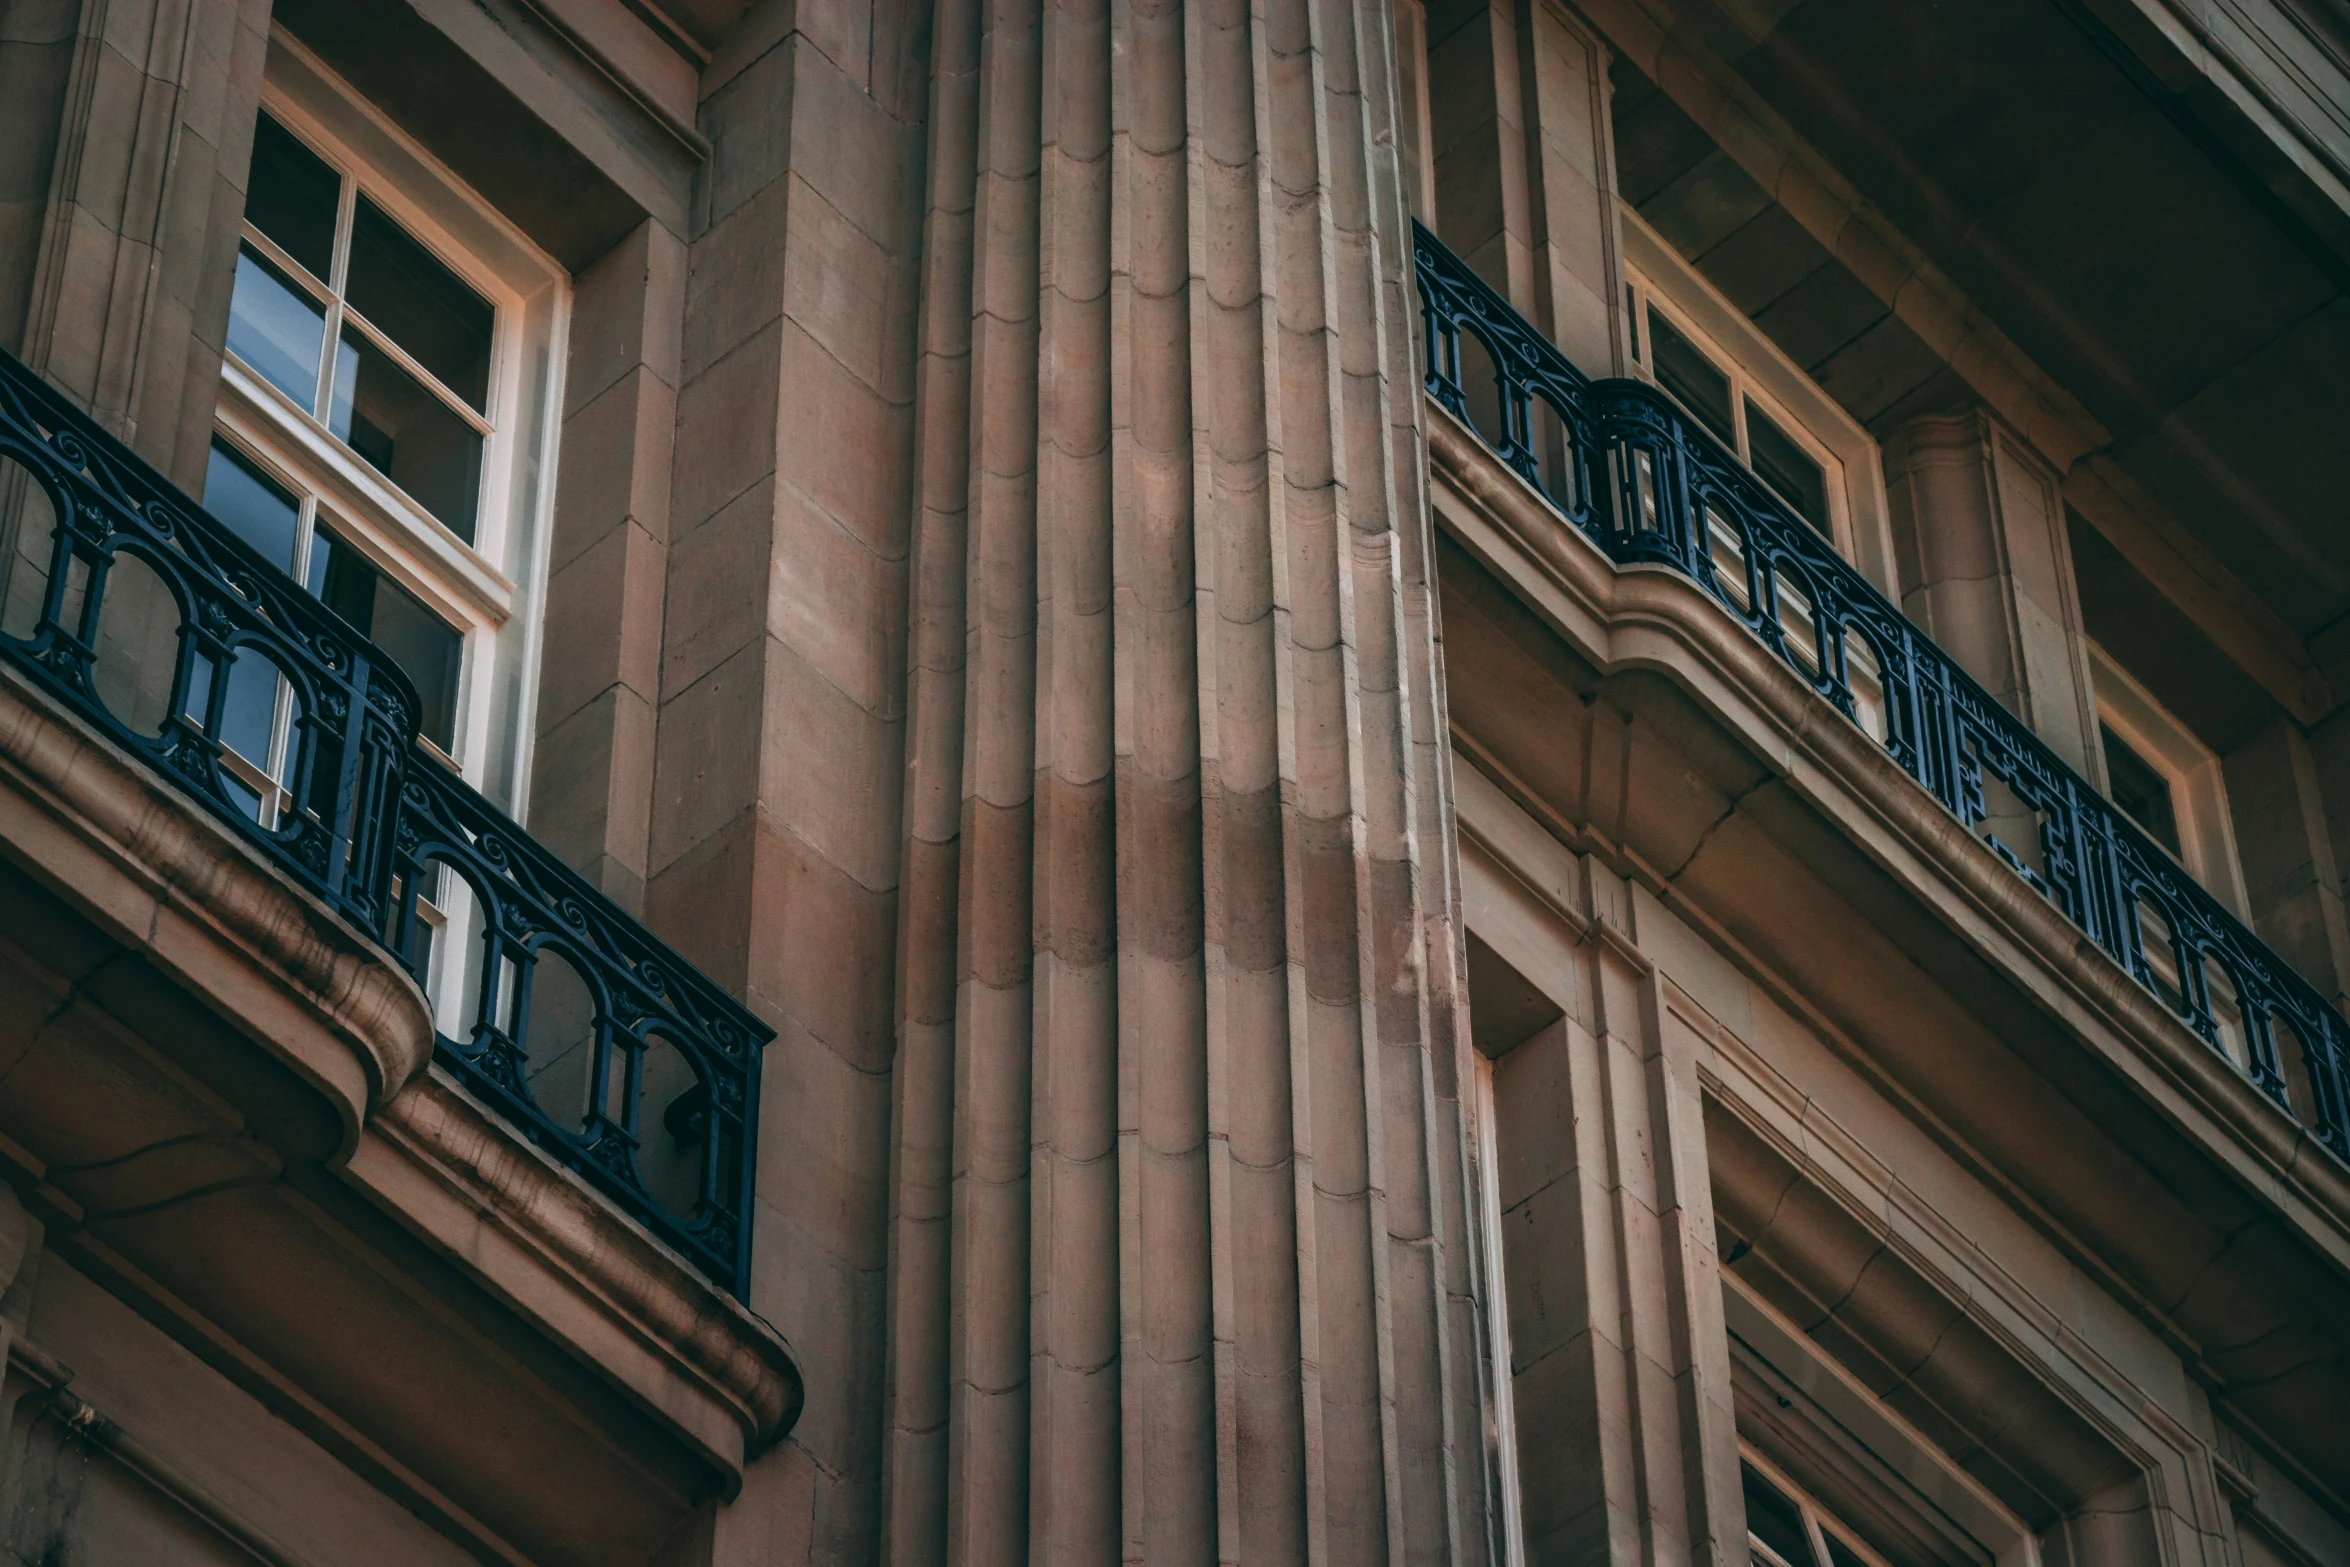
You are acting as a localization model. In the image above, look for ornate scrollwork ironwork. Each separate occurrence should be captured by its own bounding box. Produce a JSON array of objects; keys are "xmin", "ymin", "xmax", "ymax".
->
[
  {"xmin": 0, "ymin": 352, "xmax": 411, "ymax": 931},
  {"xmin": 390, "ymin": 761, "xmax": 762, "ymax": 1292},
  {"xmin": 1412, "ymin": 222, "xmax": 2350, "ymax": 1159},
  {"xmin": 0, "ymin": 349, "xmax": 769, "ymax": 1296}
]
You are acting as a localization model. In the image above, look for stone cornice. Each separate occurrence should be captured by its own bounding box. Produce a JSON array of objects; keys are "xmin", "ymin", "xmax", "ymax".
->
[
  {"xmin": 0, "ymin": 658, "xmax": 432, "ymax": 1152},
  {"xmin": 351, "ymin": 1071, "xmax": 801, "ymax": 1483},
  {"xmin": 1427, "ymin": 402, "xmax": 2350, "ymax": 1274},
  {"xmin": 0, "ymin": 655, "xmax": 799, "ymax": 1491}
]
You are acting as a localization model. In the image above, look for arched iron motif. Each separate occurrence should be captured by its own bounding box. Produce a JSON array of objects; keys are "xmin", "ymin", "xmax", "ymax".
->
[
  {"xmin": 0, "ymin": 355, "xmax": 412, "ymax": 929},
  {"xmin": 390, "ymin": 763, "xmax": 760, "ymax": 1291},
  {"xmin": 1412, "ymin": 222, "xmax": 2350, "ymax": 1160},
  {"xmin": 0, "ymin": 350, "xmax": 770, "ymax": 1297}
]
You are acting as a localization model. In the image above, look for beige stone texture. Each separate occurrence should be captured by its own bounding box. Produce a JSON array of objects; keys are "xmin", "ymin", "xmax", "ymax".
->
[
  {"xmin": 1433, "ymin": 398, "xmax": 2350, "ymax": 1567},
  {"xmin": 9, "ymin": 0, "xmax": 270, "ymax": 493},
  {"xmin": 530, "ymin": 219, "xmax": 686, "ymax": 915},
  {"xmin": 867, "ymin": 3, "xmax": 1497, "ymax": 1564},
  {"xmin": 0, "ymin": 654, "xmax": 796, "ymax": 1565},
  {"xmin": 641, "ymin": 11, "xmax": 932, "ymax": 1565}
]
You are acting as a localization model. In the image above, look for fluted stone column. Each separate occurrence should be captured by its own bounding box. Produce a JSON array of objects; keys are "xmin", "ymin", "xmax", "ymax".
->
[{"xmin": 882, "ymin": 3, "xmax": 1497, "ymax": 1562}]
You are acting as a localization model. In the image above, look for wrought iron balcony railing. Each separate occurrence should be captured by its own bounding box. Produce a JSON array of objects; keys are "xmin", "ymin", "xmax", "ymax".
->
[
  {"xmin": 0, "ymin": 348, "xmax": 767, "ymax": 1296},
  {"xmin": 1412, "ymin": 222, "xmax": 2350, "ymax": 1160}
]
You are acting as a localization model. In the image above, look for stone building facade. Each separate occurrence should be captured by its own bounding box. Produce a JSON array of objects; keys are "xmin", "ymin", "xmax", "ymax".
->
[{"xmin": 0, "ymin": 0, "xmax": 2343, "ymax": 1564}]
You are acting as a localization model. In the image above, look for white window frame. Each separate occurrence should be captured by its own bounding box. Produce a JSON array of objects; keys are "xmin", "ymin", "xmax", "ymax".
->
[
  {"xmin": 1620, "ymin": 206, "xmax": 1900, "ymax": 601},
  {"xmin": 1741, "ymin": 1444, "xmax": 1899, "ymax": 1567},
  {"xmin": 2090, "ymin": 640, "xmax": 2249, "ymax": 919},
  {"xmin": 219, "ymin": 29, "xmax": 568, "ymax": 818}
]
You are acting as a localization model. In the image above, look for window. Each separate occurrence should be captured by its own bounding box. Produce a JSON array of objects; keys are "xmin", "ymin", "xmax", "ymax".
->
[
  {"xmin": 228, "ymin": 114, "xmax": 493, "ymax": 544},
  {"xmin": 1636, "ymin": 295, "xmax": 1838, "ymax": 540},
  {"xmin": 203, "ymin": 438, "xmax": 462, "ymax": 754},
  {"xmin": 214, "ymin": 38, "xmax": 569, "ymax": 1034},
  {"xmin": 1742, "ymin": 1450, "xmax": 1895, "ymax": 1567},
  {"xmin": 1646, "ymin": 306, "xmax": 1736, "ymax": 448},
  {"xmin": 1745, "ymin": 402, "xmax": 1831, "ymax": 535},
  {"xmin": 2102, "ymin": 725, "xmax": 2180, "ymax": 859},
  {"xmin": 1622, "ymin": 207, "xmax": 1898, "ymax": 595},
  {"xmin": 2088, "ymin": 642, "xmax": 2249, "ymax": 918}
]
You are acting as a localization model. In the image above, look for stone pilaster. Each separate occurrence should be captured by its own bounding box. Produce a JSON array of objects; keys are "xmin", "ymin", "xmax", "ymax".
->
[
  {"xmin": 1886, "ymin": 410, "xmax": 2103, "ymax": 779},
  {"xmin": 1485, "ymin": 866, "xmax": 1743, "ymax": 1567},
  {"xmin": 881, "ymin": 3, "xmax": 1495, "ymax": 1562},
  {"xmin": 529, "ymin": 219, "xmax": 684, "ymax": 916},
  {"xmin": 8, "ymin": 0, "xmax": 270, "ymax": 493},
  {"xmin": 2225, "ymin": 719, "xmax": 2350, "ymax": 1017},
  {"xmin": 1421, "ymin": 0, "xmax": 1627, "ymax": 376},
  {"xmin": 648, "ymin": 11, "xmax": 932, "ymax": 1564}
]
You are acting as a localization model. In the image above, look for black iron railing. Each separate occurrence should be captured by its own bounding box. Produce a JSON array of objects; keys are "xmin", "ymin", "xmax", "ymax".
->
[
  {"xmin": 1413, "ymin": 222, "xmax": 2350, "ymax": 1159},
  {"xmin": 0, "ymin": 349, "xmax": 766, "ymax": 1295}
]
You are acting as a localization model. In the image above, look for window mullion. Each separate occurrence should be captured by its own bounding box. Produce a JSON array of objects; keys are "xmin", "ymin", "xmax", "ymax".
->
[
  {"xmin": 238, "ymin": 226, "xmax": 334, "ymax": 302},
  {"xmin": 1802, "ymin": 1502, "xmax": 1834, "ymax": 1567},
  {"xmin": 330, "ymin": 177, "xmax": 356, "ymax": 294},
  {"xmin": 337, "ymin": 308, "xmax": 497, "ymax": 436}
]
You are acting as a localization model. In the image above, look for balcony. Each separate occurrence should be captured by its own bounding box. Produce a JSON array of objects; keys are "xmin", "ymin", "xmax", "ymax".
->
[
  {"xmin": 1412, "ymin": 223, "xmax": 2350, "ymax": 1163},
  {"xmin": 0, "ymin": 347, "xmax": 768, "ymax": 1294},
  {"xmin": 0, "ymin": 347, "xmax": 790, "ymax": 1561}
]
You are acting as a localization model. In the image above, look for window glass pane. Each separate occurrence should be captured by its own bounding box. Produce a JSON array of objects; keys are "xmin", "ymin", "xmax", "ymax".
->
[
  {"xmin": 216, "ymin": 648, "xmax": 283, "ymax": 781},
  {"xmin": 201, "ymin": 439, "xmax": 301, "ymax": 573},
  {"xmin": 2102, "ymin": 725, "xmax": 2181, "ymax": 858},
  {"xmin": 1746, "ymin": 399, "xmax": 1830, "ymax": 534},
  {"xmin": 1706, "ymin": 505, "xmax": 1751, "ymax": 612},
  {"xmin": 1743, "ymin": 1464, "xmax": 1817, "ymax": 1567},
  {"xmin": 327, "ymin": 324, "xmax": 484, "ymax": 543},
  {"xmin": 244, "ymin": 114, "xmax": 339, "ymax": 281},
  {"xmin": 1646, "ymin": 305, "xmax": 1735, "ymax": 448},
  {"xmin": 344, "ymin": 196, "xmax": 493, "ymax": 412},
  {"xmin": 227, "ymin": 245, "xmax": 326, "ymax": 413},
  {"xmin": 308, "ymin": 523, "xmax": 462, "ymax": 749}
]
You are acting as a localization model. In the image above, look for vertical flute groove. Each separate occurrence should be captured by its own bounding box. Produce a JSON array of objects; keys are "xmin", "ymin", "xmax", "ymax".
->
[
  {"xmin": 1115, "ymin": 0, "xmax": 1217, "ymax": 1563},
  {"xmin": 952, "ymin": 5, "xmax": 1044, "ymax": 1564},
  {"xmin": 1033, "ymin": 0, "xmax": 1121, "ymax": 1558},
  {"xmin": 890, "ymin": 6, "xmax": 1493, "ymax": 1562},
  {"xmin": 888, "ymin": 1, "xmax": 986, "ymax": 1561}
]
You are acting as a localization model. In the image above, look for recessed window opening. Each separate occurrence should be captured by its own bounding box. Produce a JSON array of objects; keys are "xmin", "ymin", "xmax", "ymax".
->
[
  {"xmin": 227, "ymin": 111, "xmax": 493, "ymax": 545},
  {"xmin": 220, "ymin": 41, "xmax": 566, "ymax": 1047},
  {"xmin": 1742, "ymin": 1449, "xmax": 1895, "ymax": 1567},
  {"xmin": 1645, "ymin": 305, "xmax": 1736, "ymax": 448},
  {"xmin": 2101, "ymin": 725, "xmax": 2180, "ymax": 860},
  {"xmin": 1622, "ymin": 210, "xmax": 1894, "ymax": 590},
  {"xmin": 1631, "ymin": 295, "xmax": 1846, "ymax": 550},
  {"xmin": 2089, "ymin": 643, "xmax": 2248, "ymax": 916},
  {"xmin": 1747, "ymin": 399, "xmax": 1829, "ymax": 534}
]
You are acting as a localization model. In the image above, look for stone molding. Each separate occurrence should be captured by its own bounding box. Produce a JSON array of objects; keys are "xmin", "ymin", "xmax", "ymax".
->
[
  {"xmin": 1427, "ymin": 402, "xmax": 2350, "ymax": 1263},
  {"xmin": 0, "ymin": 655, "xmax": 798, "ymax": 1489},
  {"xmin": 0, "ymin": 657, "xmax": 431, "ymax": 1149},
  {"xmin": 349, "ymin": 1071, "xmax": 802, "ymax": 1485}
]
